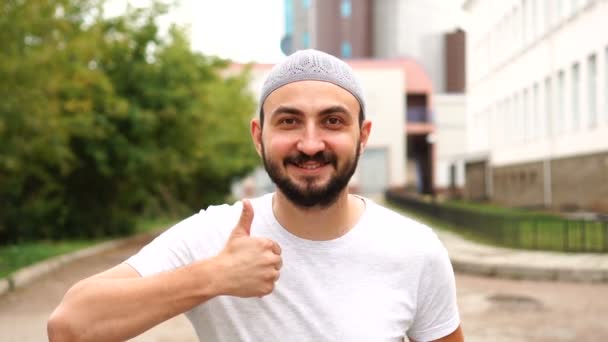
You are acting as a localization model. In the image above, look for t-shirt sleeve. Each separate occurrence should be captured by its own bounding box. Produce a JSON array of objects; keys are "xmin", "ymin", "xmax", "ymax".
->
[
  {"xmin": 125, "ymin": 211, "xmax": 212, "ymax": 277},
  {"xmin": 406, "ymin": 238, "xmax": 460, "ymax": 342}
]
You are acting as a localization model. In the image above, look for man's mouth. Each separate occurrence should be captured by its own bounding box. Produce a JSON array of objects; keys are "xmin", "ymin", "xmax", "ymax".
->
[
  {"xmin": 285, "ymin": 152, "xmax": 336, "ymax": 170},
  {"xmin": 294, "ymin": 161, "xmax": 327, "ymax": 169}
]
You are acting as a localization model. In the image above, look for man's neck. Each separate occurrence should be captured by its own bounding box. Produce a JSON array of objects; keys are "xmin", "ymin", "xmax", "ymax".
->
[{"xmin": 272, "ymin": 190, "xmax": 365, "ymax": 241}]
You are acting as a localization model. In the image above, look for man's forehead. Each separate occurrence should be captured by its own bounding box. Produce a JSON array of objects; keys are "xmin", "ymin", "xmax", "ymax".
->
[{"xmin": 263, "ymin": 81, "xmax": 361, "ymax": 114}]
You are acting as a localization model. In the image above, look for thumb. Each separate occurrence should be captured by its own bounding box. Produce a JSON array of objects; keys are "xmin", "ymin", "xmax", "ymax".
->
[{"xmin": 231, "ymin": 199, "xmax": 254, "ymax": 237}]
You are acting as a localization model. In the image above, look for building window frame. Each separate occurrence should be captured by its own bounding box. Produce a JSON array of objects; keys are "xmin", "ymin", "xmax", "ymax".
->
[
  {"xmin": 302, "ymin": 31, "xmax": 310, "ymax": 48},
  {"xmin": 544, "ymin": 76, "xmax": 552, "ymax": 138},
  {"xmin": 341, "ymin": 0, "xmax": 352, "ymax": 18},
  {"xmin": 571, "ymin": 62, "xmax": 580, "ymax": 131},
  {"xmin": 588, "ymin": 54, "xmax": 597, "ymax": 128},
  {"xmin": 341, "ymin": 41, "xmax": 352, "ymax": 58},
  {"xmin": 557, "ymin": 70, "xmax": 565, "ymax": 134}
]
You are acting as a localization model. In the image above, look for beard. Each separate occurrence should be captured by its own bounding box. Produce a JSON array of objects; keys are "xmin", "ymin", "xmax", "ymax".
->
[{"xmin": 261, "ymin": 142, "xmax": 361, "ymax": 209}]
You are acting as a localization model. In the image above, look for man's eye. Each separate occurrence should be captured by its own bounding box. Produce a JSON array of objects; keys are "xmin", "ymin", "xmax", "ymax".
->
[
  {"xmin": 280, "ymin": 118, "xmax": 297, "ymax": 125},
  {"xmin": 326, "ymin": 117, "xmax": 342, "ymax": 125}
]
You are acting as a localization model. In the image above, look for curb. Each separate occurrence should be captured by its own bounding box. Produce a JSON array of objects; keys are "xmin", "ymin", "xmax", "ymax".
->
[
  {"xmin": 450, "ymin": 257, "xmax": 608, "ymax": 283},
  {"xmin": 0, "ymin": 232, "xmax": 158, "ymax": 297}
]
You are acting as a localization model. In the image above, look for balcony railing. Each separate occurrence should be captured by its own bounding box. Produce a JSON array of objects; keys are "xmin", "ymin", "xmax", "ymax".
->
[{"xmin": 406, "ymin": 106, "xmax": 433, "ymax": 123}]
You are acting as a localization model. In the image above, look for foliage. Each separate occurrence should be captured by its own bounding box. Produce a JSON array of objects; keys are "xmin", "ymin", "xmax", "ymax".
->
[{"xmin": 0, "ymin": 0, "xmax": 259, "ymax": 243}]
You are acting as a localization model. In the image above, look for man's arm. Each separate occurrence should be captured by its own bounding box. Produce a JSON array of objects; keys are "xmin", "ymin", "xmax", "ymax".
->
[
  {"xmin": 47, "ymin": 260, "xmax": 220, "ymax": 342},
  {"xmin": 409, "ymin": 325, "xmax": 464, "ymax": 342},
  {"xmin": 48, "ymin": 200, "xmax": 282, "ymax": 342},
  {"xmin": 433, "ymin": 325, "xmax": 464, "ymax": 342}
]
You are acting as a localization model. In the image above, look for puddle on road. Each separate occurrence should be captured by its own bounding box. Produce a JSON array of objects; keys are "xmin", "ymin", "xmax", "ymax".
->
[{"xmin": 487, "ymin": 293, "xmax": 544, "ymax": 311}]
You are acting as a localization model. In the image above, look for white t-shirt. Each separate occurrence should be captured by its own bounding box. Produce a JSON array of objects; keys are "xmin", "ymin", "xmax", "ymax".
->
[{"xmin": 126, "ymin": 193, "xmax": 460, "ymax": 342}]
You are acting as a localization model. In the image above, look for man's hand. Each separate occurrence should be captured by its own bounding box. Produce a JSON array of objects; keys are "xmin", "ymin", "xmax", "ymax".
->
[{"xmin": 213, "ymin": 199, "xmax": 283, "ymax": 297}]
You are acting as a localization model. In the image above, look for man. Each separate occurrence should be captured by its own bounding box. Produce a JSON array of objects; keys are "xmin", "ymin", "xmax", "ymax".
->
[{"xmin": 48, "ymin": 49, "xmax": 463, "ymax": 342}]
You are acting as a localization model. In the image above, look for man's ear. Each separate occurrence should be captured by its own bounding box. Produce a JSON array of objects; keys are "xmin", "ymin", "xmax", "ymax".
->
[
  {"xmin": 251, "ymin": 118, "xmax": 263, "ymax": 157},
  {"xmin": 358, "ymin": 119, "xmax": 372, "ymax": 154}
]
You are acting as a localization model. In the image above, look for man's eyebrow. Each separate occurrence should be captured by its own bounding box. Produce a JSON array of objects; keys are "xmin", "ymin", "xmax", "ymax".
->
[
  {"xmin": 271, "ymin": 105, "xmax": 304, "ymax": 116},
  {"xmin": 319, "ymin": 105, "xmax": 351, "ymax": 116},
  {"xmin": 270, "ymin": 104, "xmax": 352, "ymax": 117}
]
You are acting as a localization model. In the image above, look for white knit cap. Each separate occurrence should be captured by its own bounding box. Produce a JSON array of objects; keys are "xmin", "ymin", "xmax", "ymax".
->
[{"xmin": 259, "ymin": 49, "xmax": 365, "ymax": 116}]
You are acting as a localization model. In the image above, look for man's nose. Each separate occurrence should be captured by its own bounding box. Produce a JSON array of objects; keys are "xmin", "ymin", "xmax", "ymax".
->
[{"xmin": 296, "ymin": 124, "xmax": 325, "ymax": 156}]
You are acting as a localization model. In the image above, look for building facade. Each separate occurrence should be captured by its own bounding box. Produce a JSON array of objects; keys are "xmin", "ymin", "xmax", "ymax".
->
[
  {"xmin": 282, "ymin": 0, "xmax": 468, "ymax": 195},
  {"xmin": 464, "ymin": 0, "xmax": 608, "ymax": 212},
  {"xmin": 282, "ymin": 0, "xmax": 374, "ymax": 58}
]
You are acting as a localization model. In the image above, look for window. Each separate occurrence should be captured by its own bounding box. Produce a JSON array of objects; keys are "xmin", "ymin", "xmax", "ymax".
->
[
  {"xmin": 588, "ymin": 54, "xmax": 597, "ymax": 128},
  {"xmin": 531, "ymin": 0, "xmax": 537, "ymax": 40},
  {"xmin": 571, "ymin": 0, "xmax": 580, "ymax": 14},
  {"xmin": 544, "ymin": 77, "xmax": 552, "ymax": 138},
  {"xmin": 544, "ymin": 0, "xmax": 551, "ymax": 32},
  {"xmin": 533, "ymin": 83, "xmax": 539, "ymax": 140},
  {"xmin": 557, "ymin": 0, "xmax": 563, "ymax": 21},
  {"xmin": 606, "ymin": 47, "xmax": 608, "ymax": 123},
  {"xmin": 557, "ymin": 71, "xmax": 565, "ymax": 133},
  {"xmin": 523, "ymin": 88, "xmax": 529, "ymax": 142},
  {"xmin": 522, "ymin": 0, "xmax": 528, "ymax": 45},
  {"xmin": 341, "ymin": 41, "xmax": 352, "ymax": 58},
  {"xmin": 284, "ymin": 0, "xmax": 294, "ymax": 34},
  {"xmin": 571, "ymin": 63, "xmax": 580, "ymax": 131},
  {"xmin": 340, "ymin": 0, "xmax": 352, "ymax": 17},
  {"xmin": 302, "ymin": 32, "xmax": 310, "ymax": 48},
  {"xmin": 514, "ymin": 93, "xmax": 521, "ymax": 143}
]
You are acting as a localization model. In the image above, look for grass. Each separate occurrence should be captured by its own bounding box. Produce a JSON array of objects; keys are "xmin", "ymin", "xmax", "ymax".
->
[
  {"xmin": 0, "ymin": 240, "xmax": 97, "ymax": 279},
  {"xmin": 385, "ymin": 201, "xmax": 491, "ymax": 245},
  {"xmin": 442, "ymin": 199, "xmax": 559, "ymax": 219},
  {"xmin": 0, "ymin": 216, "xmax": 177, "ymax": 279},
  {"xmin": 386, "ymin": 197, "xmax": 608, "ymax": 253}
]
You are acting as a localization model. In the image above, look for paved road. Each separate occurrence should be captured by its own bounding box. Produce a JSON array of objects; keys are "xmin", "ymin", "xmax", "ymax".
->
[{"xmin": 1, "ymin": 235, "xmax": 607, "ymax": 341}]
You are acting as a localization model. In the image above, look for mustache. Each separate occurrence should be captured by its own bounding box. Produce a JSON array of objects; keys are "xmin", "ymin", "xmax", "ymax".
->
[{"xmin": 284, "ymin": 151, "xmax": 337, "ymax": 166}]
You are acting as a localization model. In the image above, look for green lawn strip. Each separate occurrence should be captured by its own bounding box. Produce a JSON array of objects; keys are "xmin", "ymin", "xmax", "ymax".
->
[
  {"xmin": 387, "ymin": 199, "xmax": 607, "ymax": 253},
  {"xmin": 443, "ymin": 199, "xmax": 559, "ymax": 219},
  {"xmin": 385, "ymin": 201, "xmax": 498, "ymax": 247},
  {"xmin": 0, "ymin": 217, "xmax": 177, "ymax": 279},
  {"xmin": 0, "ymin": 240, "xmax": 96, "ymax": 279}
]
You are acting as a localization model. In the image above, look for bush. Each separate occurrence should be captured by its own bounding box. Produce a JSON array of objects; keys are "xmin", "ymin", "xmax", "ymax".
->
[{"xmin": 0, "ymin": 0, "xmax": 258, "ymax": 243}]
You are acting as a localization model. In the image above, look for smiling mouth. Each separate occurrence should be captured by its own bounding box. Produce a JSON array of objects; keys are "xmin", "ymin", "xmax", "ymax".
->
[{"xmin": 292, "ymin": 161, "xmax": 328, "ymax": 170}]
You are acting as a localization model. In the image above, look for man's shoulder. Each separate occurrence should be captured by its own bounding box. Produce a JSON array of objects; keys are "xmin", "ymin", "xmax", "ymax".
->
[
  {"xmin": 362, "ymin": 199, "xmax": 443, "ymax": 249},
  {"xmin": 365, "ymin": 200, "xmax": 432, "ymax": 232}
]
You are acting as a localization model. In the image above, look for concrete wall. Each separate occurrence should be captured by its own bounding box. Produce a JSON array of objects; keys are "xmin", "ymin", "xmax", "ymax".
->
[
  {"xmin": 493, "ymin": 161, "xmax": 545, "ymax": 208},
  {"xmin": 491, "ymin": 151, "xmax": 608, "ymax": 212},
  {"xmin": 350, "ymin": 67, "xmax": 407, "ymax": 189},
  {"xmin": 464, "ymin": 160, "xmax": 487, "ymax": 201},
  {"xmin": 434, "ymin": 94, "xmax": 467, "ymax": 189},
  {"xmin": 551, "ymin": 152, "xmax": 608, "ymax": 212}
]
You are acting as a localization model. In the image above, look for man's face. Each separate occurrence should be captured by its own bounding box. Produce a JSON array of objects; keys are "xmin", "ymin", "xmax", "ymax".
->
[{"xmin": 251, "ymin": 80, "xmax": 371, "ymax": 209}]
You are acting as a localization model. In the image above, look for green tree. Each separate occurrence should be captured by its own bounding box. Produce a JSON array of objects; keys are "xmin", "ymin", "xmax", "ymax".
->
[{"xmin": 0, "ymin": 0, "xmax": 259, "ymax": 243}]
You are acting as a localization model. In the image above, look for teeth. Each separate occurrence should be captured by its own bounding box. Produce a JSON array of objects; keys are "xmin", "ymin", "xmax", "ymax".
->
[{"xmin": 298, "ymin": 163, "xmax": 322, "ymax": 169}]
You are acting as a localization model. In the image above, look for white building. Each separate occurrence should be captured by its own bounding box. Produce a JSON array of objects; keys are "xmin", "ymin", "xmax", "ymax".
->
[
  {"xmin": 463, "ymin": 0, "xmax": 608, "ymax": 212},
  {"xmin": 434, "ymin": 94, "xmax": 467, "ymax": 192}
]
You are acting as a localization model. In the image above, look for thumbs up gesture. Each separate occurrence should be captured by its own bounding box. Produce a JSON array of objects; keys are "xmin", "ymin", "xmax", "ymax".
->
[{"xmin": 213, "ymin": 199, "xmax": 283, "ymax": 298}]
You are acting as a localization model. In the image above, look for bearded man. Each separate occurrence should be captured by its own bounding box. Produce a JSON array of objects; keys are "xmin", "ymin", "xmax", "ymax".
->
[{"xmin": 48, "ymin": 49, "xmax": 463, "ymax": 342}]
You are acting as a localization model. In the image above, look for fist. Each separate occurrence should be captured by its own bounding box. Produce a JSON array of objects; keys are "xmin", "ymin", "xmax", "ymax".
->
[{"xmin": 214, "ymin": 199, "xmax": 282, "ymax": 297}]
